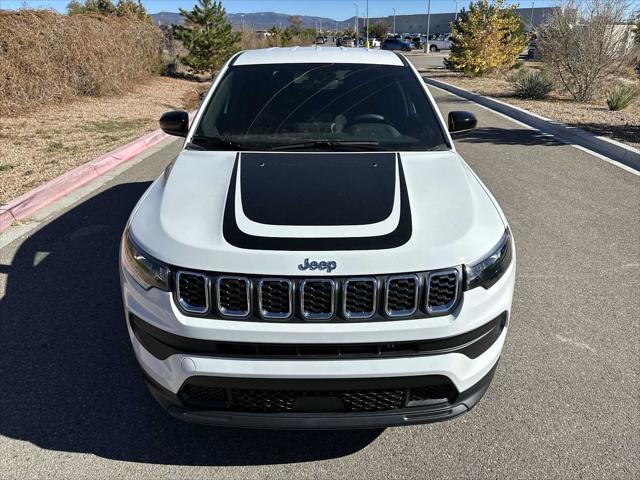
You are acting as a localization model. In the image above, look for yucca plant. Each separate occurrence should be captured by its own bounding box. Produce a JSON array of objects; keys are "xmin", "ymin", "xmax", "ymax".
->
[
  {"xmin": 513, "ymin": 70, "xmax": 553, "ymax": 100},
  {"xmin": 606, "ymin": 83, "xmax": 639, "ymax": 111}
]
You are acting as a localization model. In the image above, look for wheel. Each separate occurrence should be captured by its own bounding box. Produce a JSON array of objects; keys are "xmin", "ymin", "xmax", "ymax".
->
[{"xmin": 429, "ymin": 45, "xmax": 438, "ymax": 53}]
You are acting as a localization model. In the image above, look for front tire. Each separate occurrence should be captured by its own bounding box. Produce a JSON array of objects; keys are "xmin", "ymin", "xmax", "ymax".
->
[{"xmin": 429, "ymin": 45, "xmax": 438, "ymax": 53}]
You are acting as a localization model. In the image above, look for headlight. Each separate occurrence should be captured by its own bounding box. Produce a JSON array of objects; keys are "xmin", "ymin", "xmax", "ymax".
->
[
  {"xmin": 121, "ymin": 229, "xmax": 169, "ymax": 291},
  {"xmin": 465, "ymin": 229, "xmax": 512, "ymax": 290}
]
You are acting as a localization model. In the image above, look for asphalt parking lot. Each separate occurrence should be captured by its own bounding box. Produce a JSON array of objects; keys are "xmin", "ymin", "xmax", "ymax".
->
[{"xmin": 0, "ymin": 82, "xmax": 638, "ymax": 479}]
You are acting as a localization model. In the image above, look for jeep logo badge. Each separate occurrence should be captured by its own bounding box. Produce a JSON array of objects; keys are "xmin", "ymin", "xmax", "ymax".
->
[{"xmin": 298, "ymin": 258, "xmax": 337, "ymax": 273}]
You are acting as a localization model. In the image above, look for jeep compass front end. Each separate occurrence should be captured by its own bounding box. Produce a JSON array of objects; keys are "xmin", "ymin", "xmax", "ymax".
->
[{"xmin": 120, "ymin": 47, "xmax": 516, "ymax": 429}]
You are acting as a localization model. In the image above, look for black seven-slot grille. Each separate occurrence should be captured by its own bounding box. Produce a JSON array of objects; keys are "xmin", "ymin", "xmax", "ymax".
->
[
  {"xmin": 179, "ymin": 379, "xmax": 456, "ymax": 413},
  {"xmin": 174, "ymin": 269, "xmax": 461, "ymax": 321}
]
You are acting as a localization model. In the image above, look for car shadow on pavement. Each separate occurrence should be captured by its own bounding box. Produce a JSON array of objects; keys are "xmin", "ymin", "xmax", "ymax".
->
[
  {"xmin": 0, "ymin": 182, "xmax": 381, "ymax": 466},
  {"xmin": 455, "ymin": 127, "xmax": 564, "ymax": 146}
]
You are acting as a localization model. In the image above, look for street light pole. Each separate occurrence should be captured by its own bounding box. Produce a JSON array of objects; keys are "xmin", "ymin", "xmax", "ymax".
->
[
  {"xmin": 530, "ymin": 2, "xmax": 535, "ymax": 31},
  {"xmin": 424, "ymin": 0, "xmax": 431, "ymax": 53},
  {"xmin": 354, "ymin": 3, "xmax": 359, "ymax": 46},
  {"xmin": 392, "ymin": 8, "xmax": 396, "ymax": 35},
  {"xmin": 366, "ymin": 0, "xmax": 369, "ymax": 48},
  {"xmin": 455, "ymin": 0, "xmax": 458, "ymax": 21}
]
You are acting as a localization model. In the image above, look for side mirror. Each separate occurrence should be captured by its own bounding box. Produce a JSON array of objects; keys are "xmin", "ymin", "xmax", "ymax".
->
[
  {"xmin": 448, "ymin": 111, "xmax": 477, "ymax": 134},
  {"xmin": 159, "ymin": 110, "xmax": 189, "ymax": 137}
]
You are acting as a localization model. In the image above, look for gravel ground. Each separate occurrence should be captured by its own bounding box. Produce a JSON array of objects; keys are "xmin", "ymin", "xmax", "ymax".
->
[
  {"xmin": 0, "ymin": 76, "xmax": 207, "ymax": 204},
  {"xmin": 413, "ymin": 60, "xmax": 639, "ymax": 149}
]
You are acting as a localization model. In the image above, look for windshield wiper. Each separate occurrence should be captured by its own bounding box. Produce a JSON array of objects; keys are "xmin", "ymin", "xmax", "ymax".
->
[
  {"xmin": 187, "ymin": 135, "xmax": 256, "ymax": 151},
  {"xmin": 268, "ymin": 140, "xmax": 384, "ymax": 151}
]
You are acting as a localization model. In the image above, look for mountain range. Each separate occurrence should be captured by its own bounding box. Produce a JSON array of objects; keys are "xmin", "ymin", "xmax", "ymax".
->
[{"xmin": 151, "ymin": 11, "xmax": 356, "ymax": 30}]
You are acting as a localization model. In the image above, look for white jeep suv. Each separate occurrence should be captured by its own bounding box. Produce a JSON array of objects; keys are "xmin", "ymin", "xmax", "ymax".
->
[{"xmin": 120, "ymin": 47, "xmax": 516, "ymax": 429}]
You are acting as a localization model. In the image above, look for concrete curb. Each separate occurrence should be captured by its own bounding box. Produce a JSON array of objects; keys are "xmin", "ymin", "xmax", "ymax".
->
[
  {"xmin": 424, "ymin": 77, "xmax": 640, "ymax": 173},
  {"xmin": 0, "ymin": 128, "xmax": 169, "ymax": 233}
]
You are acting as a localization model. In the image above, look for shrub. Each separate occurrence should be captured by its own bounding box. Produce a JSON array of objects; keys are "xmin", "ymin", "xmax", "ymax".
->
[
  {"xmin": 0, "ymin": 10, "xmax": 161, "ymax": 115},
  {"xmin": 445, "ymin": 0, "xmax": 527, "ymax": 76},
  {"xmin": 538, "ymin": 0, "xmax": 635, "ymax": 102},
  {"xmin": 512, "ymin": 70, "xmax": 554, "ymax": 100},
  {"xmin": 606, "ymin": 83, "xmax": 639, "ymax": 110}
]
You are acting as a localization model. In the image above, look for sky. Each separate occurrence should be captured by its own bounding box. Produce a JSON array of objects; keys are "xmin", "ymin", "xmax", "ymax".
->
[{"xmin": 1, "ymin": 0, "xmax": 558, "ymax": 19}]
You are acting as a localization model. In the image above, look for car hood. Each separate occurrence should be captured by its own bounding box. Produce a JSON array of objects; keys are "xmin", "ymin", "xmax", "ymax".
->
[{"xmin": 129, "ymin": 150, "xmax": 506, "ymax": 276}]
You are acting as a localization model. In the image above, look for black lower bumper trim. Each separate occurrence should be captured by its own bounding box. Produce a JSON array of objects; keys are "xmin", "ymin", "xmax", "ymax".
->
[
  {"xmin": 130, "ymin": 312, "xmax": 507, "ymax": 361},
  {"xmin": 144, "ymin": 363, "xmax": 499, "ymax": 429}
]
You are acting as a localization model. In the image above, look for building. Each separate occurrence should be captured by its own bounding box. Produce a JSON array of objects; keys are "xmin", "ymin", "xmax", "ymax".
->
[{"xmin": 363, "ymin": 7, "xmax": 556, "ymax": 35}]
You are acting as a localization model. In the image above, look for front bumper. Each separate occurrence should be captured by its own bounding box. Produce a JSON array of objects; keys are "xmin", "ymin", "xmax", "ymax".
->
[
  {"xmin": 145, "ymin": 363, "xmax": 498, "ymax": 429},
  {"xmin": 121, "ymin": 260, "xmax": 514, "ymax": 428}
]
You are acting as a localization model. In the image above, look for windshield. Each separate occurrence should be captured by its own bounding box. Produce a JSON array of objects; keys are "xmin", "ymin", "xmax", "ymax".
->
[{"xmin": 192, "ymin": 62, "xmax": 449, "ymax": 151}]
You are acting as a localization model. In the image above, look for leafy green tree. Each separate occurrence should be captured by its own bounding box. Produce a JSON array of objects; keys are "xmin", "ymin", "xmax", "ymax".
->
[
  {"xmin": 174, "ymin": 0, "xmax": 240, "ymax": 76},
  {"xmin": 445, "ymin": 0, "xmax": 526, "ymax": 76}
]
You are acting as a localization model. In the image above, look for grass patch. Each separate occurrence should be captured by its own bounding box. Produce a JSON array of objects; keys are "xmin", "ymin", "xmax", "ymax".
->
[
  {"xmin": 46, "ymin": 141, "xmax": 65, "ymax": 153},
  {"xmin": 0, "ymin": 164, "xmax": 15, "ymax": 171},
  {"xmin": 87, "ymin": 118, "xmax": 150, "ymax": 134}
]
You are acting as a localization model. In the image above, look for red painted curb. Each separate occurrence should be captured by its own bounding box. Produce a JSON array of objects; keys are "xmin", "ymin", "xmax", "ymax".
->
[{"xmin": 0, "ymin": 127, "xmax": 171, "ymax": 234}]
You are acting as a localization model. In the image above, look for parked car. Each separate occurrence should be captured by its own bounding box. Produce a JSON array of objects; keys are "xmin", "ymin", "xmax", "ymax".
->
[
  {"xmin": 410, "ymin": 35, "xmax": 423, "ymax": 49},
  {"xmin": 335, "ymin": 36, "xmax": 343, "ymax": 46},
  {"xmin": 422, "ymin": 33, "xmax": 452, "ymax": 52},
  {"xmin": 341, "ymin": 35, "xmax": 354, "ymax": 47},
  {"xmin": 381, "ymin": 37, "xmax": 412, "ymax": 51},
  {"xmin": 527, "ymin": 41, "xmax": 540, "ymax": 59},
  {"xmin": 121, "ymin": 47, "xmax": 515, "ymax": 429},
  {"xmin": 315, "ymin": 36, "xmax": 325, "ymax": 45}
]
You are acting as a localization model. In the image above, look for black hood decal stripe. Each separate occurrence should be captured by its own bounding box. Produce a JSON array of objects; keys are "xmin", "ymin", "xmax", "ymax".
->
[
  {"xmin": 239, "ymin": 152, "xmax": 397, "ymax": 226},
  {"xmin": 223, "ymin": 153, "xmax": 412, "ymax": 251}
]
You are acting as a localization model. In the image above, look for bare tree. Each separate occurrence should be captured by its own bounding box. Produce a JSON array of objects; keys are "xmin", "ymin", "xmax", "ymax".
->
[{"xmin": 539, "ymin": 0, "xmax": 635, "ymax": 101}]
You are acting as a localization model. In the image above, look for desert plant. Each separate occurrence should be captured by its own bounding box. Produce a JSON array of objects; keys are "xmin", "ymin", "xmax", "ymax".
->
[
  {"xmin": 512, "ymin": 70, "xmax": 554, "ymax": 99},
  {"xmin": 445, "ymin": 0, "xmax": 527, "ymax": 76},
  {"xmin": 67, "ymin": 0, "xmax": 150, "ymax": 21},
  {"xmin": 606, "ymin": 83, "xmax": 639, "ymax": 110},
  {"xmin": 173, "ymin": 0, "xmax": 240, "ymax": 76},
  {"xmin": 538, "ymin": 0, "xmax": 635, "ymax": 102},
  {"xmin": 0, "ymin": 9, "xmax": 161, "ymax": 115}
]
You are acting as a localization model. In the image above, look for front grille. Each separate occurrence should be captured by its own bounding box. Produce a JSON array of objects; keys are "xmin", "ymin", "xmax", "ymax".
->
[
  {"xmin": 258, "ymin": 279, "xmax": 292, "ymax": 319},
  {"xmin": 300, "ymin": 279, "xmax": 335, "ymax": 319},
  {"xmin": 176, "ymin": 272, "xmax": 209, "ymax": 313},
  {"xmin": 217, "ymin": 276, "xmax": 250, "ymax": 317},
  {"xmin": 384, "ymin": 275, "xmax": 419, "ymax": 317},
  {"xmin": 426, "ymin": 269, "xmax": 460, "ymax": 314},
  {"xmin": 179, "ymin": 380, "xmax": 457, "ymax": 413},
  {"xmin": 343, "ymin": 278, "xmax": 377, "ymax": 319},
  {"xmin": 173, "ymin": 269, "xmax": 461, "ymax": 321}
]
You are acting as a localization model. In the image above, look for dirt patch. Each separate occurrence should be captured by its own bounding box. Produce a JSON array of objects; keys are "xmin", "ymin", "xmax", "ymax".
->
[
  {"xmin": 416, "ymin": 63, "xmax": 639, "ymax": 149},
  {"xmin": 0, "ymin": 76, "xmax": 209, "ymax": 205}
]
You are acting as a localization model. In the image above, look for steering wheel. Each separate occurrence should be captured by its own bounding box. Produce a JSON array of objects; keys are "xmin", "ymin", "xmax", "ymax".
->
[{"xmin": 345, "ymin": 114, "xmax": 388, "ymax": 128}]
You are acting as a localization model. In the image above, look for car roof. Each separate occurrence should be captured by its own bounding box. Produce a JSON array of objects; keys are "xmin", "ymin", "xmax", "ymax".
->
[{"xmin": 234, "ymin": 47, "xmax": 404, "ymax": 66}]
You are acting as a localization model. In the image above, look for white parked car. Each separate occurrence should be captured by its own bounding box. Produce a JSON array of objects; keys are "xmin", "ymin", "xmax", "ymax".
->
[
  {"xmin": 120, "ymin": 47, "xmax": 516, "ymax": 429},
  {"xmin": 422, "ymin": 33, "xmax": 452, "ymax": 52}
]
